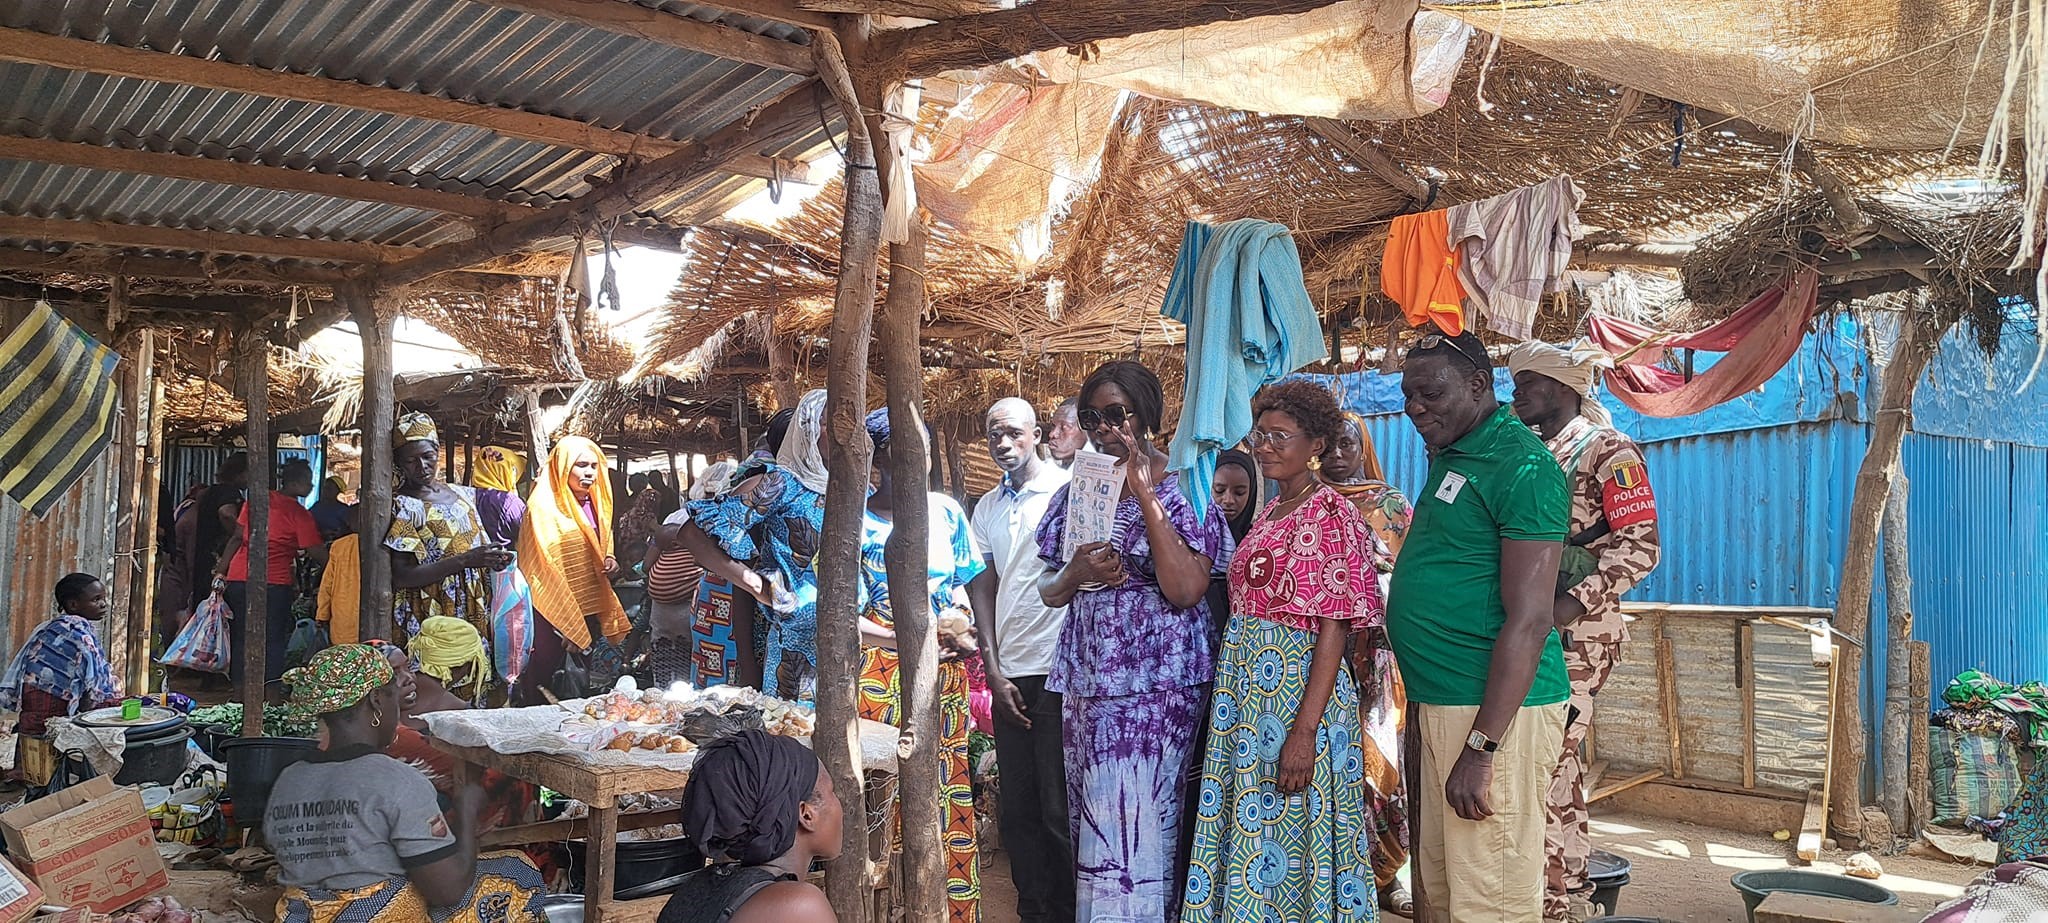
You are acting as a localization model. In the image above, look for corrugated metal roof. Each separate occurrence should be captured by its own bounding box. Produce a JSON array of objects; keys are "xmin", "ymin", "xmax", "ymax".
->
[{"xmin": 0, "ymin": 0, "xmax": 828, "ymax": 255}]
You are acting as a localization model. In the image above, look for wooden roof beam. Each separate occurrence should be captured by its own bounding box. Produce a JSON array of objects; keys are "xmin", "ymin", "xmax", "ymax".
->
[
  {"xmin": 0, "ymin": 28, "xmax": 741, "ymax": 164},
  {"xmin": 0, "ymin": 248, "xmax": 514, "ymax": 293},
  {"xmin": 0, "ymin": 135, "xmax": 513, "ymax": 221},
  {"xmin": 466, "ymin": 0, "xmax": 816, "ymax": 74},
  {"xmin": 0, "ymin": 215, "xmax": 406, "ymax": 264},
  {"xmin": 866, "ymin": 0, "xmax": 1349, "ymax": 79},
  {"xmin": 0, "ymin": 136, "xmax": 761, "ymax": 255},
  {"xmin": 375, "ymin": 83, "xmax": 825, "ymax": 286},
  {"xmin": 1303, "ymin": 119, "xmax": 1430, "ymax": 207}
]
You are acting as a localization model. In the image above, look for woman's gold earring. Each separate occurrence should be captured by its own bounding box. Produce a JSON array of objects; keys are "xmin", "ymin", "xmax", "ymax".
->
[
  {"xmin": 370, "ymin": 708, "xmax": 383, "ymax": 728},
  {"xmin": 1308, "ymin": 455, "xmax": 1323, "ymax": 471}
]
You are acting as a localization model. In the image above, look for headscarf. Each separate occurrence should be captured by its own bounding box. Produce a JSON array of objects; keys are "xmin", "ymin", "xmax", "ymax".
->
[
  {"xmin": 776, "ymin": 389, "xmax": 830, "ymax": 495},
  {"xmin": 864, "ymin": 407, "xmax": 892, "ymax": 449},
  {"xmin": 472, "ymin": 446, "xmax": 526, "ymax": 493},
  {"xmin": 691, "ymin": 460, "xmax": 739, "ymax": 501},
  {"xmin": 1213, "ymin": 449, "xmax": 1259, "ymax": 543},
  {"xmin": 1507, "ymin": 340, "xmax": 1614, "ymax": 426},
  {"xmin": 516, "ymin": 436, "xmax": 628, "ymax": 649},
  {"xmin": 284, "ymin": 644, "xmax": 394, "ymax": 716},
  {"xmin": 408, "ymin": 616, "xmax": 490, "ymax": 699},
  {"xmin": 396, "ymin": 411, "xmax": 440, "ymax": 446},
  {"xmin": 680, "ymin": 730, "xmax": 821, "ymax": 866}
]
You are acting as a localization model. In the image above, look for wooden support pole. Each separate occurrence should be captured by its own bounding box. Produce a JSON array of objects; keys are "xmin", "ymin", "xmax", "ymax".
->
[
  {"xmin": 138, "ymin": 359, "xmax": 168, "ymax": 691},
  {"xmin": 879, "ymin": 216, "xmax": 943, "ymax": 923},
  {"xmin": 1906, "ymin": 640, "xmax": 1931, "ymax": 834},
  {"xmin": 350, "ymin": 284, "xmax": 399, "ymax": 642},
  {"xmin": 1828, "ymin": 313, "xmax": 1942, "ymax": 840},
  {"xmin": 1879, "ymin": 474, "xmax": 1914, "ymax": 836},
  {"xmin": 1740, "ymin": 620, "xmax": 1757, "ymax": 790},
  {"xmin": 111, "ymin": 328, "xmax": 155, "ymax": 691},
  {"xmin": 811, "ymin": 27, "xmax": 881, "ymax": 923},
  {"xmin": 240, "ymin": 330, "xmax": 272, "ymax": 736},
  {"xmin": 1657, "ymin": 624, "xmax": 1684, "ymax": 779},
  {"xmin": 523, "ymin": 387, "xmax": 552, "ymax": 462}
]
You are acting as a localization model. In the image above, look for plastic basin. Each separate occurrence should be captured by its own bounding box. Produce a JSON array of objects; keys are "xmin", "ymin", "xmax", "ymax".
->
[
  {"xmin": 1730, "ymin": 869, "xmax": 1898, "ymax": 922},
  {"xmin": 220, "ymin": 736, "xmax": 320, "ymax": 828}
]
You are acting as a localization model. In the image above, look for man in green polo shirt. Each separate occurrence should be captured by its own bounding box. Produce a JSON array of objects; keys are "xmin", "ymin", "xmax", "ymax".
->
[{"xmin": 1387, "ymin": 329, "xmax": 1572, "ymax": 923}]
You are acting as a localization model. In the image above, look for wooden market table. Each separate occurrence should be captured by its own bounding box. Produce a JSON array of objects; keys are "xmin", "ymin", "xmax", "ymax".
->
[{"xmin": 430, "ymin": 721, "xmax": 901, "ymax": 923}]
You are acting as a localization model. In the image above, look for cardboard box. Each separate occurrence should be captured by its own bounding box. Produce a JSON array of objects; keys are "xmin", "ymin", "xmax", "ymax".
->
[
  {"xmin": 0, "ymin": 856, "xmax": 43, "ymax": 923},
  {"xmin": 0, "ymin": 778, "xmax": 166, "ymax": 912}
]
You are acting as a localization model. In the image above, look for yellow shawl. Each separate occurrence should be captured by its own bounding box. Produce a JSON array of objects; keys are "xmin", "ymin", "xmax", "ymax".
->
[{"xmin": 515, "ymin": 437, "xmax": 626, "ymax": 648}]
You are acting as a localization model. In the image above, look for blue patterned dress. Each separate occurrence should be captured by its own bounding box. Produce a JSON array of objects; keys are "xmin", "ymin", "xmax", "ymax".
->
[
  {"xmin": 1184, "ymin": 487, "xmax": 1379, "ymax": 923},
  {"xmin": 685, "ymin": 465, "xmax": 825, "ymax": 701}
]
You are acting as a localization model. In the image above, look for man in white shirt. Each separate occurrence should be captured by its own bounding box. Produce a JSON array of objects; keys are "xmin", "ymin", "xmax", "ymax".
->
[{"xmin": 968, "ymin": 397, "xmax": 1075, "ymax": 923}]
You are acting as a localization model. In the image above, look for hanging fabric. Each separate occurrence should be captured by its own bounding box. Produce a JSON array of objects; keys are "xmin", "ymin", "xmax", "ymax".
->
[
  {"xmin": 1160, "ymin": 219, "xmax": 1328, "ymax": 517},
  {"xmin": 1381, "ymin": 209, "xmax": 1467, "ymax": 335},
  {"xmin": 1585, "ymin": 267, "xmax": 1821, "ymax": 417},
  {"xmin": 1446, "ymin": 174, "xmax": 1586, "ymax": 339},
  {"xmin": 0, "ymin": 302, "xmax": 122, "ymax": 517}
]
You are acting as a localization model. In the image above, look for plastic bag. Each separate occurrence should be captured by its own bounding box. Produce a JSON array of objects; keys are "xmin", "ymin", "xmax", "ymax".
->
[
  {"xmin": 161, "ymin": 591, "xmax": 232, "ymax": 674},
  {"xmin": 492, "ymin": 556, "xmax": 535, "ymax": 683},
  {"xmin": 285, "ymin": 618, "xmax": 330, "ymax": 672}
]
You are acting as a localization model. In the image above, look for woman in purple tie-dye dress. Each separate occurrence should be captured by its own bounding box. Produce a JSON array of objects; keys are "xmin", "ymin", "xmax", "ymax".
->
[{"xmin": 1037, "ymin": 361, "xmax": 1233, "ymax": 922}]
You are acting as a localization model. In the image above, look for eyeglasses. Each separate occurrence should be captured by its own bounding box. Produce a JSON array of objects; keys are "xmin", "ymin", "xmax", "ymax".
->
[
  {"xmin": 1243, "ymin": 429, "xmax": 1304, "ymax": 449},
  {"xmin": 1413, "ymin": 332, "xmax": 1491, "ymax": 371},
  {"xmin": 1077, "ymin": 404, "xmax": 1131, "ymax": 431}
]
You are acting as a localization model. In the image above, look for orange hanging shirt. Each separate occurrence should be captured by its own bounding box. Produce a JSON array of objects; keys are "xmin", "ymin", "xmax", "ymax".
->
[{"xmin": 1382, "ymin": 209, "xmax": 1468, "ymax": 335}]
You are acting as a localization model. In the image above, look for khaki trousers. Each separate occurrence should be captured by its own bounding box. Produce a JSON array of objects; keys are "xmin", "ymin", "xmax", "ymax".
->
[{"xmin": 1414, "ymin": 702, "xmax": 1568, "ymax": 923}]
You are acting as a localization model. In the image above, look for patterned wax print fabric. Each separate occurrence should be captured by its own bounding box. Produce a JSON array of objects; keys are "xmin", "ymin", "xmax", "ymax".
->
[
  {"xmin": 1332, "ymin": 481, "xmax": 1413, "ymax": 887},
  {"xmin": 855, "ymin": 495, "xmax": 986, "ymax": 923},
  {"xmin": 1034, "ymin": 472, "xmax": 1234, "ymax": 697},
  {"xmin": 1183, "ymin": 618, "xmax": 1374, "ymax": 923},
  {"xmin": 1183, "ymin": 486, "xmax": 1378, "ymax": 922},
  {"xmin": 276, "ymin": 852, "xmax": 546, "ymax": 923},
  {"xmin": 685, "ymin": 577, "xmax": 748, "ymax": 689},
  {"xmin": 386, "ymin": 485, "xmax": 494, "ymax": 645},
  {"xmin": 1331, "ymin": 481, "xmax": 1412, "ymax": 575},
  {"xmin": 2000, "ymin": 753, "xmax": 2048, "ymax": 863},
  {"xmin": 685, "ymin": 465, "xmax": 824, "ymax": 701},
  {"xmin": 0, "ymin": 615, "xmax": 117, "ymax": 715}
]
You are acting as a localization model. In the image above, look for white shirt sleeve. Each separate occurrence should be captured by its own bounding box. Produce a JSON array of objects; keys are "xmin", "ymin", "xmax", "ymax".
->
[{"xmin": 663, "ymin": 508, "xmax": 691, "ymax": 528}]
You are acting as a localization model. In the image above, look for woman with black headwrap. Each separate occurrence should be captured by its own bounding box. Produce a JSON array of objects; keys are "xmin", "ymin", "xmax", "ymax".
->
[{"xmin": 663, "ymin": 730, "xmax": 842, "ymax": 923}]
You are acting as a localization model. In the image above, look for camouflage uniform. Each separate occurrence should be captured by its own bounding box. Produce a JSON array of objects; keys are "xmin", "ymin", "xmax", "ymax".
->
[{"xmin": 1541, "ymin": 415, "xmax": 1661, "ymax": 922}]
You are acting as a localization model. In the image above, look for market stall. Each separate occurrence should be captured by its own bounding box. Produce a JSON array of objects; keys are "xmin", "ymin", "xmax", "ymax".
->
[{"xmin": 423, "ymin": 685, "xmax": 901, "ymax": 923}]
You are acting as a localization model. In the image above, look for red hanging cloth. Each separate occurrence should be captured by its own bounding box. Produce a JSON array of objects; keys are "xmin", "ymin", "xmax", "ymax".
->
[{"xmin": 1586, "ymin": 268, "xmax": 1820, "ymax": 417}]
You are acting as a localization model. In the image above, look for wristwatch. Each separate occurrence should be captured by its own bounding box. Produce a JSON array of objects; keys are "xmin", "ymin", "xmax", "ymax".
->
[{"xmin": 1466, "ymin": 729, "xmax": 1500, "ymax": 754}]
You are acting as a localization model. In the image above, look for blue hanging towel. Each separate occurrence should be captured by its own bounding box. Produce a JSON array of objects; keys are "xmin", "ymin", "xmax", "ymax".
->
[{"xmin": 1160, "ymin": 218, "xmax": 1327, "ymax": 518}]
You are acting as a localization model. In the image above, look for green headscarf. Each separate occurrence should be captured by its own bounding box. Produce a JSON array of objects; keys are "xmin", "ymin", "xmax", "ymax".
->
[{"xmin": 284, "ymin": 644, "xmax": 395, "ymax": 716}]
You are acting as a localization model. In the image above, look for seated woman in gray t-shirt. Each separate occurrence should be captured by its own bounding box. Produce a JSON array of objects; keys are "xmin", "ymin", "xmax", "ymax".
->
[{"xmin": 263, "ymin": 644, "xmax": 549, "ymax": 921}]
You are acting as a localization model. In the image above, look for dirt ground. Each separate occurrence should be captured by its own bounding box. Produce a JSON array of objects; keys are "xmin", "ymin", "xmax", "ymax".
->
[{"xmin": 975, "ymin": 810, "xmax": 1986, "ymax": 923}]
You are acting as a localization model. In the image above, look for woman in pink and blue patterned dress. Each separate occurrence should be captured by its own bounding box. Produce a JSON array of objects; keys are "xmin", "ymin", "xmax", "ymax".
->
[{"xmin": 1183, "ymin": 380, "xmax": 1380, "ymax": 923}]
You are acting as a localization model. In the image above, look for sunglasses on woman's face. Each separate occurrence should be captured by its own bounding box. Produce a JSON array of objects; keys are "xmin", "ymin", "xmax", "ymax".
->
[{"xmin": 1077, "ymin": 404, "xmax": 1131, "ymax": 432}]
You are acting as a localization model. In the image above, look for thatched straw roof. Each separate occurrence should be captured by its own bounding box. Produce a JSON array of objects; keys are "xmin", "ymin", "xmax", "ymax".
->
[{"xmin": 639, "ymin": 42, "xmax": 1992, "ymax": 422}]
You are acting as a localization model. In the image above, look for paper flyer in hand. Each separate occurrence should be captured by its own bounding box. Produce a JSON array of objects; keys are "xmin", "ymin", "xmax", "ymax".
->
[{"xmin": 1063, "ymin": 449, "xmax": 1125, "ymax": 562}]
